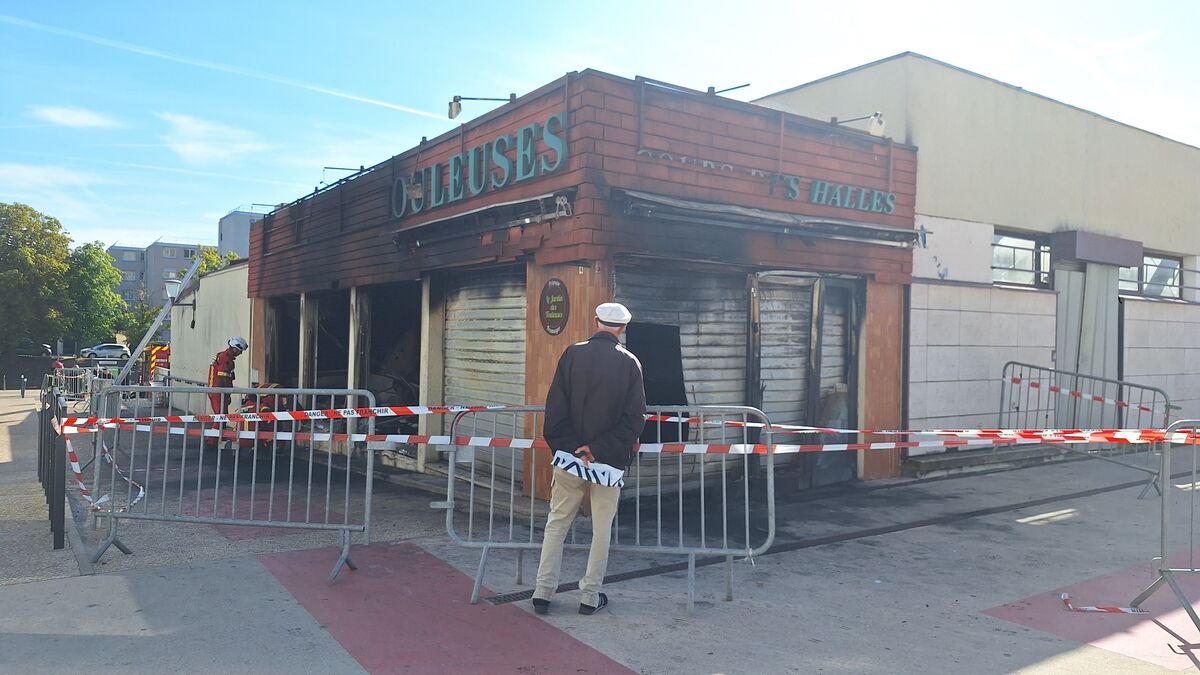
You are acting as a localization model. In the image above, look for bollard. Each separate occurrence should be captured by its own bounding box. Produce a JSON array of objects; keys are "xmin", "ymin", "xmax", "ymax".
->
[{"xmin": 21, "ymin": 375, "xmax": 27, "ymax": 398}]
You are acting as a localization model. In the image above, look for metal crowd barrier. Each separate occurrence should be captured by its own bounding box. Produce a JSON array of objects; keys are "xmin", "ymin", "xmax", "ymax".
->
[
  {"xmin": 437, "ymin": 405, "xmax": 775, "ymax": 612},
  {"xmin": 36, "ymin": 386, "xmax": 66, "ymax": 550},
  {"xmin": 155, "ymin": 368, "xmax": 206, "ymax": 387},
  {"xmin": 55, "ymin": 368, "xmax": 93, "ymax": 403},
  {"xmin": 1132, "ymin": 420, "xmax": 1200, "ymax": 624},
  {"xmin": 999, "ymin": 361, "xmax": 1175, "ymax": 497},
  {"xmin": 150, "ymin": 369, "xmax": 206, "ymax": 408},
  {"xmin": 84, "ymin": 385, "xmax": 376, "ymax": 581}
]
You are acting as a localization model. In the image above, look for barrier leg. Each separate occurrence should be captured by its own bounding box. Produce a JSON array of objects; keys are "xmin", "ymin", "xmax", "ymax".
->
[
  {"xmin": 328, "ymin": 529, "xmax": 357, "ymax": 583},
  {"xmin": 470, "ymin": 546, "xmax": 491, "ymax": 605},
  {"xmin": 1166, "ymin": 572, "xmax": 1200, "ymax": 633},
  {"xmin": 1137, "ymin": 468, "xmax": 1164, "ymax": 500},
  {"xmin": 1131, "ymin": 574, "xmax": 1166, "ymax": 609},
  {"xmin": 515, "ymin": 549, "xmax": 525, "ymax": 586},
  {"xmin": 91, "ymin": 517, "xmax": 132, "ymax": 563},
  {"xmin": 687, "ymin": 552, "xmax": 696, "ymax": 615},
  {"xmin": 725, "ymin": 555, "xmax": 734, "ymax": 602}
]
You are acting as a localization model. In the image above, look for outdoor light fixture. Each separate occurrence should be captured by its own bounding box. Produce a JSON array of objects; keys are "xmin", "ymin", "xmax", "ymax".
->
[
  {"xmin": 448, "ymin": 93, "xmax": 517, "ymax": 119},
  {"xmin": 164, "ymin": 279, "xmax": 195, "ymax": 309},
  {"xmin": 165, "ymin": 278, "xmax": 198, "ymax": 329},
  {"xmin": 830, "ymin": 111, "xmax": 886, "ymax": 137}
]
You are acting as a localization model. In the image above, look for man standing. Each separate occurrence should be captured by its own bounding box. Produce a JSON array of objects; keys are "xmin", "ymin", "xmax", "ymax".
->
[
  {"xmin": 206, "ymin": 337, "xmax": 247, "ymax": 447},
  {"xmin": 532, "ymin": 303, "xmax": 646, "ymax": 616}
]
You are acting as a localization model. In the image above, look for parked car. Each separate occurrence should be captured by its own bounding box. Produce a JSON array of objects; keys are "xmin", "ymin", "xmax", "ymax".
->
[
  {"xmin": 80, "ymin": 343, "xmax": 131, "ymax": 359},
  {"xmin": 12, "ymin": 340, "xmax": 52, "ymax": 356}
]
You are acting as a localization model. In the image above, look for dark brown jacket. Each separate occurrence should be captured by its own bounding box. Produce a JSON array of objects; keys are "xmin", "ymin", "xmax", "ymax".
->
[{"xmin": 543, "ymin": 331, "xmax": 646, "ymax": 470}]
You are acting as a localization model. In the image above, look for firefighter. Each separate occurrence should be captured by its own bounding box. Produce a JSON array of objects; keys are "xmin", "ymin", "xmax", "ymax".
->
[{"xmin": 207, "ymin": 337, "xmax": 247, "ymax": 448}]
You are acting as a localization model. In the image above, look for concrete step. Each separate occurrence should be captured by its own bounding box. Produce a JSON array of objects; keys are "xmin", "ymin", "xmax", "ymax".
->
[{"xmin": 903, "ymin": 444, "xmax": 1076, "ymax": 479}]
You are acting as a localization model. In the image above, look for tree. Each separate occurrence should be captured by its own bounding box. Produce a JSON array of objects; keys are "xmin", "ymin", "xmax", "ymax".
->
[
  {"xmin": 180, "ymin": 246, "xmax": 239, "ymax": 278},
  {"xmin": 118, "ymin": 287, "xmax": 162, "ymax": 351},
  {"xmin": 0, "ymin": 203, "xmax": 70, "ymax": 356},
  {"xmin": 65, "ymin": 241, "xmax": 126, "ymax": 346}
]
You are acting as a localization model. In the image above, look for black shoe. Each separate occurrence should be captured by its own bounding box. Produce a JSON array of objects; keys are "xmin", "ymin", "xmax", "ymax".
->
[
  {"xmin": 532, "ymin": 598, "xmax": 550, "ymax": 615},
  {"xmin": 579, "ymin": 593, "xmax": 608, "ymax": 615}
]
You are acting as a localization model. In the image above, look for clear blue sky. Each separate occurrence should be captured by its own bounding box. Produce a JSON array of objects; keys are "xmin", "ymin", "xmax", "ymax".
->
[{"xmin": 2, "ymin": 1, "xmax": 1196, "ymax": 248}]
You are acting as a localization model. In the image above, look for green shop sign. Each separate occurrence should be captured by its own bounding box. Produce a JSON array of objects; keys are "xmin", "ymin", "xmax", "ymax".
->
[
  {"xmin": 391, "ymin": 112, "xmax": 568, "ymax": 220},
  {"xmin": 770, "ymin": 174, "xmax": 896, "ymax": 215}
]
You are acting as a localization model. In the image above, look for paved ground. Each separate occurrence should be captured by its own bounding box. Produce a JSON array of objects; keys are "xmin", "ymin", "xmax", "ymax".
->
[{"xmin": 2, "ymin": 388, "xmax": 1199, "ymax": 673}]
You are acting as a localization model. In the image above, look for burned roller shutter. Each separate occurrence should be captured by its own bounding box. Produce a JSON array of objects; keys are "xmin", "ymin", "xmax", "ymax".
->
[
  {"xmin": 810, "ymin": 283, "xmax": 855, "ymax": 487},
  {"xmin": 615, "ymin": 262, "xmax": 749, "ymax": 407},
  {"xmin": 443, "ymin": 267, "xmax": 527, "ymax": 407},
  {"xmin": 819, "ymin": 286, "xmax": 851, "ymax": 392},
  {"xmin": 757, "ymin": 276, "xmax": 815, "ymax": 426}
]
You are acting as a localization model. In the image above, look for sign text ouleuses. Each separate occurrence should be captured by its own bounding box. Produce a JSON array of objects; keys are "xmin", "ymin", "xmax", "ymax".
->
[{"xmin": 391, "ymin": 112, "xmax": 568, "ymax": 220}]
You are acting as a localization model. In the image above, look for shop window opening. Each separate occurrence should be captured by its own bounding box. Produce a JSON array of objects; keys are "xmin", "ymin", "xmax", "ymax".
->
[
  {"xmin": 992, "ymin": 231, "xmax": 1051, "ymax": 288},
  {"xmin": 624, "ymin": 322, "xmax": 690, "ymax": 443},
  {"xmin": 1120, "ymin": 255, "xmax": 1184, "ymax": 299},
  {"xmin": 366, "ymin": 282, "xmax": 422, "ymax": 436}
]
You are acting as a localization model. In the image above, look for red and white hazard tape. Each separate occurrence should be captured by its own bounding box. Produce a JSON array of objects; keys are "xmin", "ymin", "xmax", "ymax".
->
[
  {"xmin": 64, "ymin": 438, "xmax": 102, "ymax": 508},
  {"xmin": 1060, "ymin": 592, "xmax": 1147, "ymax": 614},
  {"xmin": 62, "ymin": 438, "xmax": 145, "ymax": 512},
  {"xmin": 644, "ymin": 414, "xmax": 1195, "ymax": 442},
  {"xmin": 62, "ymin": 404, "xmax": 517, "ymax": 428},
  {"xmin": 59, "ymin": 422, "xmax": 1184, "ymax": 456},
  {"xmin": 1011, "ymin": 377, "xmax": 1164, "ymax": 416}
]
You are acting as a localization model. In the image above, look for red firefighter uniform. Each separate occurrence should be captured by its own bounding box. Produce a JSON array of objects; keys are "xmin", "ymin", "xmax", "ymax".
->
[
  {"xmin": 206, "ymin": 337, "xmax": 247, "ymax": 446},
  {"xmin": 207, "ymin": 347, "xmax": 239, "ymax": 415}
]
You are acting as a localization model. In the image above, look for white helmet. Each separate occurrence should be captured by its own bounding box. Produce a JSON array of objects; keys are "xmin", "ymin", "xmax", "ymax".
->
[{"xmin": 228, "ymin": 336, "xmax": 248, "ymax": 352}]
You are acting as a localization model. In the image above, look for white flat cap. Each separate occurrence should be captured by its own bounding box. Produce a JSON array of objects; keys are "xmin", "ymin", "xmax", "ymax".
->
[{"xmin": 595, "ymin": 302, "xmax": 632, "ymax": 325}]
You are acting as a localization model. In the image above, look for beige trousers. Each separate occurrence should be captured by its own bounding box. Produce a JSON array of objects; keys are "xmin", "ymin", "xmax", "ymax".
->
[{"xmin": 533, "ymin": 466, "xmax": 621, "ymax": 607}]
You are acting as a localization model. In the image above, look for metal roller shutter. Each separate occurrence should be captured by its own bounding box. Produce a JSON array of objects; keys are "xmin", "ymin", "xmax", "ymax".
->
[
  {"xmin": 615, "ymin": 263, "xmax": 748, "ymax": 406},
  {"xmin": 758, "ymin": 277, "xmax": 815, "ymax": 425},
  {"xmin": 443, "ymin": 267, "xmax": 527, "ymax": 407},
  {"xmin": 819, "ymin": 286, "xmax": 850, "ymax": 392}
]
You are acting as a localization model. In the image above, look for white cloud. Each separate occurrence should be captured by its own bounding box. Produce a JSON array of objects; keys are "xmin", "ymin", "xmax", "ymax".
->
[
  {"xmin": 155, "ymin": 112, "xmax": 268, "ymax": 164},
  {"xmin": 0, "ymin": 163, "xmax": 111, "ymax": 238},
  {"xmin": 28, "ymin": 105, "xmax": 121, "ymax": 128},
  {"xmin": 0, "ymin": 163, "xmax": 106, "ymax": 191}
]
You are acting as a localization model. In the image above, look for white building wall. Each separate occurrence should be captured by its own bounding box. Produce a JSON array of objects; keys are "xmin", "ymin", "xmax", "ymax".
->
[
  {"xmin": 168, "ymin": 264, "xmax": 255, "ymax": 413},
  {"xmin": 913, "ymin": 215, "xmax": 993, "ymax": 285},
  {"xmin": 1122, "ymin": 298, "xmax": 1200, "ymax": 421},
  {"xmin": 218, "ymin": 211, "xmax": 260, "ymax": 259},
  {"xmin": 757, "ymin": 53, "xmax": 1200, "ymax": 256},
  {"xmin": 910, "ymin": 283, "xmax": 1056, "ymax": 435},
  {"xmin": 760, "ymin": 53, "xmax": 1200, "ymax": 447}
]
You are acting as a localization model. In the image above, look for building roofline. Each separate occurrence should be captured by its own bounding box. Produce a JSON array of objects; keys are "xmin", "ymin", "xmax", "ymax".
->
[
  {"xmin": 263, "ymin": 66, "xmax": 918, "ymax": 219},
  {"xmin": 756, "ymin": 51, "xmax": 1200, "ymax": 152}
]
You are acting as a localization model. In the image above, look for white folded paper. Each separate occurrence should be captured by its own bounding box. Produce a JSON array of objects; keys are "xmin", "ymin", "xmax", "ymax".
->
[{"xmin": 550, "ymin": 450, "xmax": 625, "ymax": 487}]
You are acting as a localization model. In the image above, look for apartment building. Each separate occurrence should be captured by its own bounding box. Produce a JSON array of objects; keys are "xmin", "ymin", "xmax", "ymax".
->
[
  {"xmin": 108, "ymin": 244, "xmax": 144, "ymax": 305},
  {"xmin": 218, "ymin": 208, "xmax": 265, "ymax": 258},
  {"xmin": 107, "ymin": 240, "xmax": 200, "ymax": 342}
]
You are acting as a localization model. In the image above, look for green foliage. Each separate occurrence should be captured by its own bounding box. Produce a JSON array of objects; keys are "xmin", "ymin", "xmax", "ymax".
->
[
  {"xmin": 180, "ymin": 246, "xmax": 238, "ymax": 278},
  {"xmin": 66, "ymin": 241, "xmax": 126, "ymax": 346},
  {"xmin": 118, "ymin": 286, "xmax": 162, "ymax": 351},
  {"xmin": 0, "ymin": 203, "xmax": 71, "ymax": 354}
]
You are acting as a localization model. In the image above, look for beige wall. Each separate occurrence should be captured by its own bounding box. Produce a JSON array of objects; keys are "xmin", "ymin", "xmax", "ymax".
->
[
  {"xmin": 168, "ymin": 264, "xmax": 255, "ymax": 399},
  {"xmin": 1123, "ymin": 298, "xmax": 1200, "ymax": 420},
  {"xmin": 913, "ymin": 214, "xmax": 993, "ymax": 284},
  {"xmin": 908, "ymin": 282, "xmax": 1056, "ymax": 451},
  {"xmin": 758, "ymin": 54, "xmax": 1200, "ymax": 256}
]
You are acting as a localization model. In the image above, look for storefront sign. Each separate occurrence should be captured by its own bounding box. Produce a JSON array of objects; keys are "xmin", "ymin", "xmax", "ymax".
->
[
  {"xmin": 539, "ymin": 278, "xmax": 569, "ymax": 336},
  {"xmin": 771, "ymin": 175, "xmax": 896, "ymax": 214},
  {"xmin": 635, "ymin": 147, "xmax": 896, "ymax": 216},
  {"xmin": 391, "ymin": 112, "xmax": 568, "ymax": 220}
]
